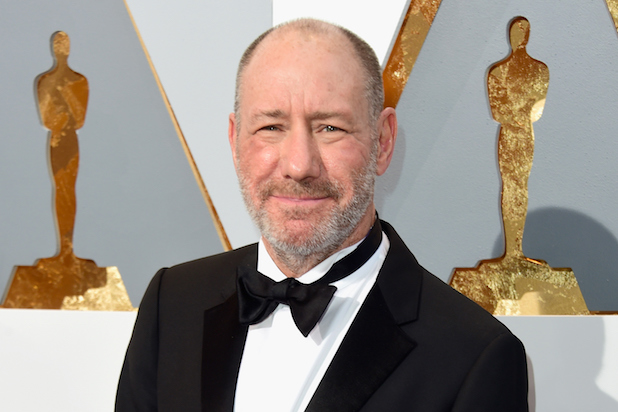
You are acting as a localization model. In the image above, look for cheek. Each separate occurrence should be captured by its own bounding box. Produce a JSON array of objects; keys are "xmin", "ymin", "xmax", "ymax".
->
[
  {"xmin": 237, "ymin": 141, "xmax": 280, "ymax": 182},
  {"xmin": 321, "ymin": 144, "xmax": 372, "ymax": 186}
]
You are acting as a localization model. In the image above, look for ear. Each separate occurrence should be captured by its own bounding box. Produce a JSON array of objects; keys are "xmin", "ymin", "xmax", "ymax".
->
[
  {"xmin": 228, "ymin": 112, "xmax": 238, "ymax": 170},
  {"xmin": 375, "ymin": 107, "xmax": 397, "ymax": 176}
]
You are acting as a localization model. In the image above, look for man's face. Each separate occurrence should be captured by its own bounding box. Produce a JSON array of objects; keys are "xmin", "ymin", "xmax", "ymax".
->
[{"xmin": 230, "ymin": 31, "xmax": 382, "ymax": 260}]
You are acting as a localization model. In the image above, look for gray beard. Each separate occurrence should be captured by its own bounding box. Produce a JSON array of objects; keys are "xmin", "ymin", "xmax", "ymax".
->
[{"xmin": 237, "ymin": 149, "xmax": 377, "ymax": 274}]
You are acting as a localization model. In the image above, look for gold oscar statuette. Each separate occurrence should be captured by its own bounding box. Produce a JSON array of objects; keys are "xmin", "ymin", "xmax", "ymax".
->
[
  {"xmin": 2, "ymin": 32, "xmax": 134, "ymax": 311},
  {"xmin": 449, "ymin": 17, "xmax": 589, "ymax": 316}
]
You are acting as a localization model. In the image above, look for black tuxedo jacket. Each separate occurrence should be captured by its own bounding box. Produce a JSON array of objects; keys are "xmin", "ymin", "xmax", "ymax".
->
[{"xmin": 116, "ymin": 221, "xmax": 528, "ymax": 411}]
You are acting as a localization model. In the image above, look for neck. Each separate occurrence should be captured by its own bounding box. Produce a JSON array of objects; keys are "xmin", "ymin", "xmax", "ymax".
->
[{"xmin": 264, "ymin": 207, "xmax": 376, "ymax": 278}]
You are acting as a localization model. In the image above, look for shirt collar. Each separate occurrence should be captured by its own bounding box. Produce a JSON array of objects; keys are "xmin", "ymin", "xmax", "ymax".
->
[{"xmin": 257, "ymin": 237, "xmax": 363, "ymax": 284}]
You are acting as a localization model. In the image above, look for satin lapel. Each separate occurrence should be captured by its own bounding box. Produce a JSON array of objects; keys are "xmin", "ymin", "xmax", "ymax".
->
[
  {"xmin": 306, "ymin": 220, "xmax": 422, "ymax": 412},
  {"xmin": 306, "ymin": 286, "xmax": 415, "ymax": 412},
  {"xmin": 201, "ymin": 246, "xmax": 257, "ymax": 411},
  {"xmin": 201, "ymin": 292, "xmax": 248, "ymax": 412}
]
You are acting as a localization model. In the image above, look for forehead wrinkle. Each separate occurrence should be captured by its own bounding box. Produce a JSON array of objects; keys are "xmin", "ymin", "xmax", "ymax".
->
[{"xmin": 251, "ymin": 109, "xmax": 286, "ymax": 123}]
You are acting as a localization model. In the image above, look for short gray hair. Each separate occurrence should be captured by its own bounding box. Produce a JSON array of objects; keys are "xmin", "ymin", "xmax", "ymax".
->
[{"xmin": 233, "ymin": 18, "xmax": 384, "ymax": 128}]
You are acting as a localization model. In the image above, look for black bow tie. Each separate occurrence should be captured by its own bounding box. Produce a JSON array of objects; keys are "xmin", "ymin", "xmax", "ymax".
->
[{"xmin": 237, "ymin": 218, "xmax": 383, "ymax": 337}]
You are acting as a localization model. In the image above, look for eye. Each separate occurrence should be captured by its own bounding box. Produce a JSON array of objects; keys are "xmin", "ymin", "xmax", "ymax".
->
[
  {"xmin": 324, "ymin": 125, "xmax": 342, "ymax": 132},
  {"xmin": 260, "ymin": 125, "xmax": 280, "ymax": 132},
  {"xmin": 258, "ymin": 124, "xmax": 281, "ymax": 132}
]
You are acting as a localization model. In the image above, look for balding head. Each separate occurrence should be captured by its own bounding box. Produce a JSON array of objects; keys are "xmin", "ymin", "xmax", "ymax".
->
[{"xmin": 234, "ymin": 19, "xmax": 384, "ymax": 128}]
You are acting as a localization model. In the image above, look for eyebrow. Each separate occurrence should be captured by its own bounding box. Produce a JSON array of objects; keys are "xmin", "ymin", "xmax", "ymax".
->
[
  {"xmin": 308, "ymin": 111, "xmax": 348, "ymax": 121},
  {"xmin": 251, "ymin": 110, "xmax": 286, "ymax": 122},
  {"xmin": 250, "ymin": 110, "xmax": 353, "ymax": 123}
]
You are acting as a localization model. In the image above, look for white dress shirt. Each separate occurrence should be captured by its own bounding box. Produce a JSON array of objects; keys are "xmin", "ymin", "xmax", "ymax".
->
[{"xmin": 234, "ymin": 232, "xmax": 390, "ymax": 412}]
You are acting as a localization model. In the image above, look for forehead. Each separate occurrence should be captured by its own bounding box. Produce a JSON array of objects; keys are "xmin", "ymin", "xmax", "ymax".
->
[
  {"xmin": 238, "ymin": 29, "xmax": 367, "ymax": 114},
  {"xmin": 252, "ymin": 26, "xmax": 357, "ymax": 66}
]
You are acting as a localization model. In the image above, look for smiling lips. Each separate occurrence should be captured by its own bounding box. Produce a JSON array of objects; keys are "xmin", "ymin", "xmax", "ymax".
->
[{"xmin": 270, "ymin": 194, "xmax": 330, "ymax": 206}]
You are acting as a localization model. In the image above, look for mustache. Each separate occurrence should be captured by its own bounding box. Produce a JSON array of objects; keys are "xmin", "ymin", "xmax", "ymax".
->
[{"xmin": 258, "ymin": 179, "xmax": 342, "ymax": 201}]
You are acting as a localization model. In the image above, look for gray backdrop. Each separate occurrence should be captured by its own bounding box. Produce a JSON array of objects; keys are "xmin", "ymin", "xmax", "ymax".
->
[
  {"xmin": 1, "ymin": 0, "xmax": 617, "ymax": 312},
  {"xmin": 377, "ymin": 0, "xmax": 618, "ymax": 311},
  {"xmin": 0, "ymin": 0, "xmax": 271, "ymax": 303}
]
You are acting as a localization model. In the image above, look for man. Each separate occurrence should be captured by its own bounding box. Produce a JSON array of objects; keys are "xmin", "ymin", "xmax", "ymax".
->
[{"xmin": 116, "ymin": 19, "xmax": 529, "ymax": 412}]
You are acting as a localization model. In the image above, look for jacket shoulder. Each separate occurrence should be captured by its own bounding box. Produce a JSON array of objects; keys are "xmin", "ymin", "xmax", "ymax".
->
[
  {"xmin": 380, "ymin": 219, "xmax": 510, "ymax": 339},
  {"xmin": 158, "ymin": 244, "xmax": 257, "ymax": 310}
]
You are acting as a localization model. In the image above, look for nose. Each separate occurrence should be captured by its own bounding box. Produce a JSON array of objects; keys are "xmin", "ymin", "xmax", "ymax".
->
[{"xmin": 279, "ymin": 126, "xmax": 322, "ymax": 182}]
